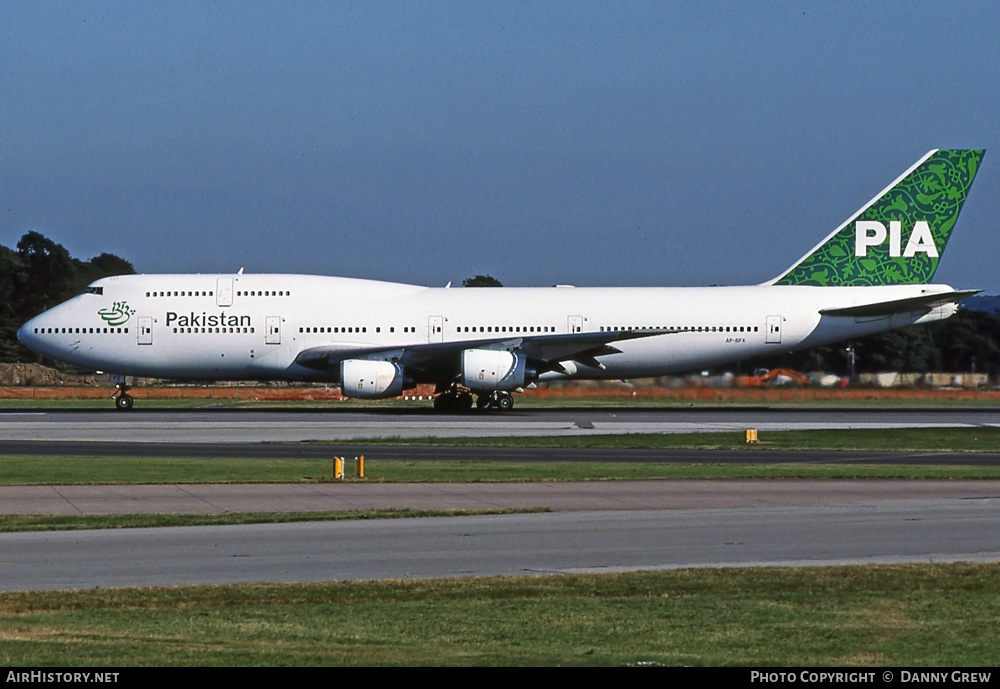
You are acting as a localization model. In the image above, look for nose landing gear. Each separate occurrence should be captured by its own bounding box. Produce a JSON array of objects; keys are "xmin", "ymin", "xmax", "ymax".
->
[{"xmin": 112, "ymin": 380, "xmax": 134, "ymax": 411}]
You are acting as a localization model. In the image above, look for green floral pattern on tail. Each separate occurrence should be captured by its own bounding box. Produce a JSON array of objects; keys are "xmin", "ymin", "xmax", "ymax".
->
[{"xmin": 775, "ymin": 149, "xmax": 984, "ymax": 286}]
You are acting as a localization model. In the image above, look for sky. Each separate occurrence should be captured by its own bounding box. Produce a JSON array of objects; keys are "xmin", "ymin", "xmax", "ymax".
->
[{"xmin": 2, "ymin": 1, "xmax": 998, "ymax": 290}]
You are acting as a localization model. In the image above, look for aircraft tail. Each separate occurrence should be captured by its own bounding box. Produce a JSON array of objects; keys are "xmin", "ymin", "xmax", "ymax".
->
[{"xmin": 769, "ymin": 149, "xmax": 984, "ymax": 286}]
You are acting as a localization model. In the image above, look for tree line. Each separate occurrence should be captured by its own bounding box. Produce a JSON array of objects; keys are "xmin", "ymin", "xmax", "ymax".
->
[
  {"xmin": 748, "ymin": 307, "xmax": 1000, "ymax": 378},
  {"xmin": 1, "ymin": 232, "xmax": 997, "ymax": 377},
  {"xmin": 0, "ymin": 232, "xmax": 134, "ymax": 362}
]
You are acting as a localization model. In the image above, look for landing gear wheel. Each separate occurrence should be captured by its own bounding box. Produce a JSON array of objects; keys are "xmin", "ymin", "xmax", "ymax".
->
[
  {"xmin": 476, "ymin": 394, "xmax": 492, "ymax": 411},
  {"xmin": 496, "ymin": 392, "xmax": 514, "ymax": 411},
  {"xmin": 112, "ymin": 380, "xmax": 134, "ymax": 411}
]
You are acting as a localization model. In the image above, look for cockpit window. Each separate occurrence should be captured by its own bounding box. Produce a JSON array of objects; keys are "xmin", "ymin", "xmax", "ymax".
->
[{"xmin": 80, "ymin": 286, "xmax": 104, "ymax": 295}]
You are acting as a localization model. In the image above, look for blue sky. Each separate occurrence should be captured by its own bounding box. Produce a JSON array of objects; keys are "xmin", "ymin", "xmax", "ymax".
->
[{"xmin": 2, "ymin": 1, "xmax": 998, "ymax": 290}]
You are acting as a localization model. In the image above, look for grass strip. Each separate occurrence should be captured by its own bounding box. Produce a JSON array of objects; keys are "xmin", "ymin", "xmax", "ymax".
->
[
  {"xmin": 0, "ymin": 507, "xmax": 548, "ymax": 533},
  {"xmin": 5, "ymin": 427, "xmax": 1000, "ymax": 486},
  {"xmin": 326, "ymin": 427, "xmax": 1000, "ymax": 452},
  {"xmin": 1, "ymin": 563, "xmax": 997, "ymax": 666},
  {"xmin": 4, "ymin": 455, "xmax": 1000, "ymax": 485}
]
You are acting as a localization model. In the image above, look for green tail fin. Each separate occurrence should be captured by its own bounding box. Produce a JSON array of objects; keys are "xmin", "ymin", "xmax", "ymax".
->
[{"xmin": 771, "ymin": 149, "xmax": 984, "ymax": 286}]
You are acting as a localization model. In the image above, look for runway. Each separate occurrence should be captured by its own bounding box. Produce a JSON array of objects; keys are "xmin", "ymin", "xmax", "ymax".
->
[
  {"xmin": 2, "ymin": 406, "xmax": 999, "ymax": 442},
  {"xmin": 2, "ymin": 406, "xmax": 999, "ymax": 591}
]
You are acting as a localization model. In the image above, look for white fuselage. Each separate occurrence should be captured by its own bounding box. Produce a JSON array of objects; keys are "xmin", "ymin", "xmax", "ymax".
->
[{"xmin": 18, "ymin": 273, "xmax": 958, "ymax": 385}]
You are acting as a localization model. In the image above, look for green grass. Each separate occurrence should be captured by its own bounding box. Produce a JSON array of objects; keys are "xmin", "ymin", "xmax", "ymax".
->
[
  {"xmin": 1, "ymin": 563, "xmax": 997, "ymax": 666},
  {"xmin": 4, "ymin": 427, "xmax": 1000, "ymax": 486},
  {"xmin": 0, "ymin": 508, "xmax": 547, "ymax": 533},
  {"xmin": 4, "ymin": 454, "xmax": 1000, "ymax": 486},
  {"xmin": 339, "ymin": 426, "xmax": 1000, "ymax": 452},
  {"xmin": 0, "ymin": 455, "xmax": 344, "ymax": 485}
]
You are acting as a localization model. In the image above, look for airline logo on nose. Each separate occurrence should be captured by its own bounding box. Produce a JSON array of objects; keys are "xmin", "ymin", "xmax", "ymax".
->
[
  {"xmin": 855, "ymin": 220, "xmax": 938, "ymax": 258},
  {"xmin": 97, "ymin": 301, "xmax": 135, "ymax": 326}
]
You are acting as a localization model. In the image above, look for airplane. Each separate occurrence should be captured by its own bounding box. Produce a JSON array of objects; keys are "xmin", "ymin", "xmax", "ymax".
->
[{"xmin": 17, "ymin": 148, "xmax": 985, "ymax": 412}]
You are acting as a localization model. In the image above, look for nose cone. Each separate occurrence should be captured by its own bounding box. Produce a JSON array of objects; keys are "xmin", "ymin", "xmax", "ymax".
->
[
  {"xmin": 17, "ymin": 316, "xmax": 50, "ymax": 357},
  {"xmin": 17, "ymin": 319, "xmax": 37, "ymax": 351}
]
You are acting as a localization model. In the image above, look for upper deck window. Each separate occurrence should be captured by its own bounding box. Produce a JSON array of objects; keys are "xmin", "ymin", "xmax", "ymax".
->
[{"xmin": 80, "ymin": 286, "xmax": 104, "ymax": 296}]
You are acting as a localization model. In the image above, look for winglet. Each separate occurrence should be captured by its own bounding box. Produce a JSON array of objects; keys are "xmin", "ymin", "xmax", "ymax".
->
[{"xmin": 769, "ymin": 149, "xmax": 984, "ymax": 286}]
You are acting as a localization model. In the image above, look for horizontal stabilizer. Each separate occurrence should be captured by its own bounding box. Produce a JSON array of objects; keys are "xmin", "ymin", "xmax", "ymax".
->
[{"xmin": 819, "ymin": 289, "xmax": 980, "ymax": 318}]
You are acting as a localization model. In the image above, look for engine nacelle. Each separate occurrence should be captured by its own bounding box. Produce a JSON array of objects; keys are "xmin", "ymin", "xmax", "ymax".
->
[
  {"xmin": 461, "ymin": 349, "xmax": 527, "ymax": 391},
  {"xmin": 340, "ymin": 359, "xmax": 405, "ymax": 399}
]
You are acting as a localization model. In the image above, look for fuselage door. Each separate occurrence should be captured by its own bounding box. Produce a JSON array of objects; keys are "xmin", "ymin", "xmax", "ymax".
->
[
  {"xmin": 765, "ymin": 315, "xmax": 782, "ymax": 344},
  {"xmin": 217, "ymin": 278, "xmax": 233, "ymax": 307},
  {"xmin": 567, "ymin": 315, "xmax": 584, "ymax": 333},
  {"xmin": 137, "ymin": 316, "xmax": 153, "ymax": 346},
  {"xmin": 266, "ymin": 316, "xmax": 281, "ymax": 345},
  {"xmin": 428, "ymin": 315, "xmax": 444, "ymax": 343}
]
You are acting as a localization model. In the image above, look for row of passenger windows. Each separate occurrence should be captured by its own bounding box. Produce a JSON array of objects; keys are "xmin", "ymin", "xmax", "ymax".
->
[
  {"xmin": 148, "ymin": 291, "xmax": 214, "ymax": 297},
  {"xmin": 600, "ymin": 325, "xmax": 760, "ymax": 333},
  {"xmin": 146, "ymin": 290, "xmax": 292, "ymax": 298},
  {"xmin": 33, "ymin": 327, "xmax": 128, "ymax": 334},
  {"xmin": 297, "ymin": 325, "xmax": 552, "ymax": 336},
  {"xmin": 457, "ymin": 325, "xmax": 556, "ymax": 333},
  {"xmin": 298, "ymin": 326, "xmax": 418, "ymax": 334},
  {"xmin": 297, "ymin": 324, "xmax": 757, "ymax": 336},
  {"xmin": 172, "ymin": 327, "xmax": 255, "ymax": 334},
  {"xmin": 32, "ymin": 323, "xmax": 760, "ymax": 338}
]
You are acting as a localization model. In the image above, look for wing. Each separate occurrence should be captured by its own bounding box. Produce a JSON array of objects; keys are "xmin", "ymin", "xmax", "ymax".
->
[{"xmin": 294, "ymin": 329, "xmax": 672, "ymax": 379}]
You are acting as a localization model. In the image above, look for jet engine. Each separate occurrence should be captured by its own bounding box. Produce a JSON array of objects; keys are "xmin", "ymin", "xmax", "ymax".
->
[
  {"xmin": 340, "ymin": 359, "xmax": 405, "ymax": 399},
  {"xmin": 461, "ymin": 349, "xmax": 527, "ymax": 391}
]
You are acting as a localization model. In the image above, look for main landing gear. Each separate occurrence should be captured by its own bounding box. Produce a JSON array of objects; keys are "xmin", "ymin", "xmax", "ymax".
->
[
  {"xmin": 477, "ymin": 390, "xmax": 514, "ymax": 411},
  {"xmin": 432, "ymin": 385, "xmax": 474, "ymax": 412},
  {"xmin": 432, "ymin": 386, "xmax": 515, "ymax": 413},
  {"xmin": 113, "ymin": 380, "xmax": 134, "ymax": 411}
]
